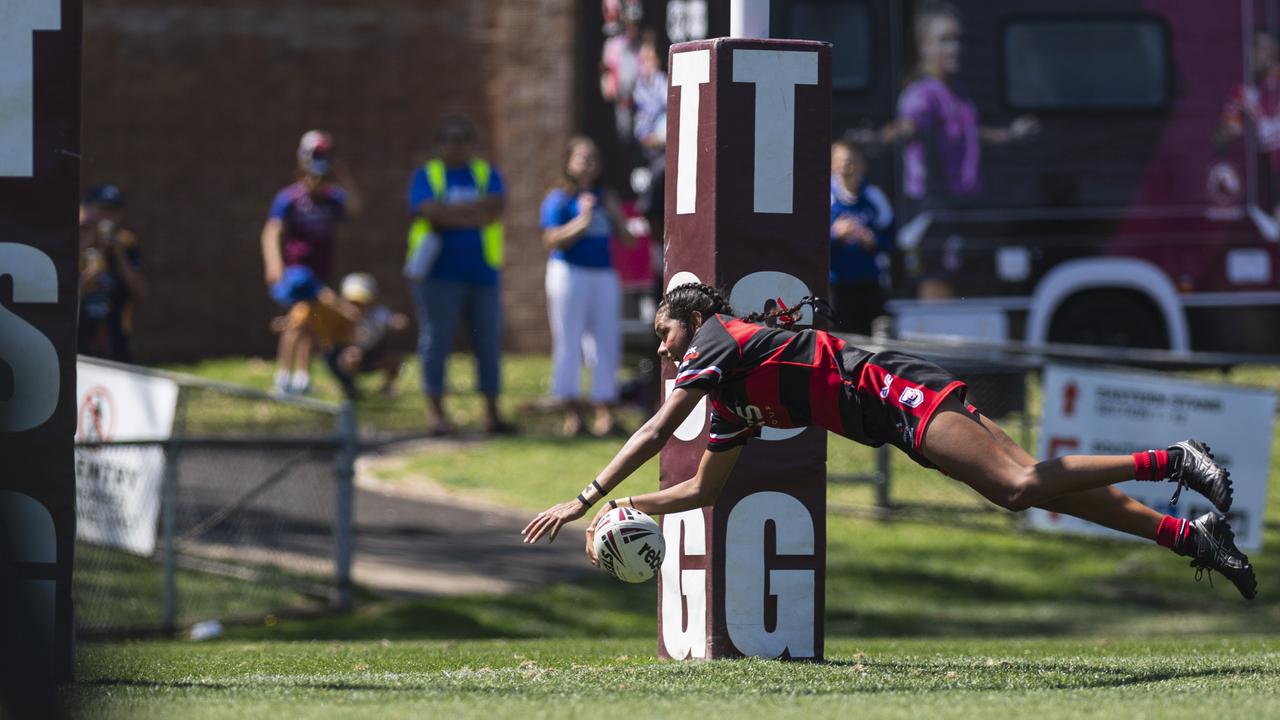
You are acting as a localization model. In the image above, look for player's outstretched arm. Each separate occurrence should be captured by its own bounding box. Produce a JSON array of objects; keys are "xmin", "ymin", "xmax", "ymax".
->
[
  {"xmin": 521, "ymin": 386, "xmax": 706, "ymax": 544},
  {"xmin": 583, "ymin": 447, "xmax": 740, "ymax": 566},
  {"xmin": 626, "ymin": 446, "xmax": 738, "ymax": 516}
]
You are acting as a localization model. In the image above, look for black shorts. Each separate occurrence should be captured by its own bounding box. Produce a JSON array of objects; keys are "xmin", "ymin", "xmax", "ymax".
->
[
  {"xmin": 357, "ymin": 339, "xmax": 389, "ymax": 372},
  {"xmin": 845, "ymin": 351, "xmax": 971, "ymax": 469}
]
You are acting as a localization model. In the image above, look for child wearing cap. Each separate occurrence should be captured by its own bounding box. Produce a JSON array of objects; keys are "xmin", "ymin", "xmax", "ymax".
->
[{"xmin": 324, "ymin": 273, "xmax": 410, "ymax": 400}]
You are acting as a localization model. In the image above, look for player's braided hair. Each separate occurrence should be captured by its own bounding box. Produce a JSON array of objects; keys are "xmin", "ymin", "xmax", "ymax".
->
[
  {"xmin": 657, "ymin": 283, "xmax": 735, "ymax": 328},
  {"xmin": 659, "ymin": 282, "xmax": 836, "ymax": 330},
  {"xmin": 739, "ymin": 295, "xmax": 836, "ymax": 329}
]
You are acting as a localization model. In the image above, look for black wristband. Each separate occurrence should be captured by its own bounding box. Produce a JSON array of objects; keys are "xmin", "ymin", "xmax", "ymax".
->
[
  {"xmin": 576, "ymin": 494, "xmax": 591, "ymax": 509},
  {"xmin": 591, "ymin": 480, "xmax": 606, "ymax": 496},
  {"xmin": 608, "ymin": 499, "xmax": 618, "ymax": 510}
]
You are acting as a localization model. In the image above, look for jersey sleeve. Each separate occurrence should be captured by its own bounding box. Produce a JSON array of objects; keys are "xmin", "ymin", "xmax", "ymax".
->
[
  {"xmin": 865, "ymin": 184, "xmax": 896, "ymax": 252},
  {"xmin": 115, "ymin": 230, "xmax": 142, "ymax": 269},
  {"xmin": 897, "ymin": 79, "xmax": 936, "ymax": 130},
  {"xmin": 329, "ymin": 186, "xmax": 348, "ymax": 220},
  {"xmin": 673, "ymin": 316, "xmax": 741, "ymax": 391},
  {"xmin": 487, "ymin": 167, "xmax": 506, "ymax": 197},
  {"xmin": 268, "ymin": 189, "xmax": 292, "ymax": 220},
  {"xmin": 539, "ymin": 189, "xmax": 573, "ymax": 230},
  {"xmin": 706, "ymin": 405, "xmax": 758, "ymax": 453}
]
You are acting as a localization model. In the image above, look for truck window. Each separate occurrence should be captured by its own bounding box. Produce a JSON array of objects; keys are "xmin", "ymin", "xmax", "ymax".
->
[
  {"xmin": 1004, "ymin": 18, "xmax": 1170, "ymax": 110},
  {"xmin": 786, "ymin": 0, "xmax": 872, "ymax": 93}
]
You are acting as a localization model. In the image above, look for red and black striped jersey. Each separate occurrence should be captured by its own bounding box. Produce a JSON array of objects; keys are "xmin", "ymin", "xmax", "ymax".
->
[{"xmin": 673, "ymin": 314, "xmax": 873, "ymax": 452}]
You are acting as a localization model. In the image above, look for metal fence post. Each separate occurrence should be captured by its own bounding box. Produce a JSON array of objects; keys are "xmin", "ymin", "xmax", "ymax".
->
[
  {"xmin": 334, "ymin": 401, "xmax": 356, "ymax": 611},
  {"xmin": 161, "ymin": 386, "xmax": 189, "ymax": 636},
  {"xmin": 875, "ymin": 443, "xmax": 892, "ymax": 509},
  {"xmin": 161, "ymin": 436, "xmax": 180, "ymax": 635}
]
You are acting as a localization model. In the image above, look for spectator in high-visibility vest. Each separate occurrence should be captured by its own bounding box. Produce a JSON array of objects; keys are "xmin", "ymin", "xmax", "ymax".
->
[{"xmin": 405, "ymin": 116, "xmax": 514, "ymax": 436}]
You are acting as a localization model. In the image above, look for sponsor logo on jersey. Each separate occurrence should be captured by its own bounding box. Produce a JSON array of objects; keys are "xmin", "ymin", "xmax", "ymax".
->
[
  {"xmin": 733, "ymin": 403, "xmax": 764, "ymax": 425},
  {"xmin": 682, "ymin": 346, "xmax": 700, "ymax": 362},
  {"xmin": 880, "ymin": 373, "xmax": 895, "ymax": 399},
  {"xmin": 899, "ymin": 387, "xmax": 924, "ymax": 408}
]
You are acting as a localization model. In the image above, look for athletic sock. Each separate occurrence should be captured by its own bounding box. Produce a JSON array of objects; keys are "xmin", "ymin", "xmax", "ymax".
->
[
  {"xmin": 274, "ymin": 369, "xmax": 291, "ymax": 392},
  {"xmin": 289, "ymin": 370, "xmax": 311, "ymax": 393},
  {"xmin": 1155, "ymin": 514, "xmax": 1191, "ymax": 551},
  {"xmin": 1132, "ymin": 449, "xmax": 1170, "ymax": 480}
]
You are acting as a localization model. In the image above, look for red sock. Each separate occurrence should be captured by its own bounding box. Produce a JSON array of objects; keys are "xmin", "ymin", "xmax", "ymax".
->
[
  {"xmin": 1156, "ymin": 515, "xmax": 1190, "ymax": 550},
  {"xmin": 1132, "ymin": 449, "xmax": 1169, "ymax": 480}
]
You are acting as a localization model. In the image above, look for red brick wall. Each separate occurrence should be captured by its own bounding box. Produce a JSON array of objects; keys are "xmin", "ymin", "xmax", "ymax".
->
[{"xmin": 82, "ymin": 0, "xmax": 575, "ymax": 361}]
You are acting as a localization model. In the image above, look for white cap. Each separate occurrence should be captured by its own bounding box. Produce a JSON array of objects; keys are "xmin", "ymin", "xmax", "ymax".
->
[{"xmin": 341, "ymin": 273, "xmax": 377, "ymax": 303}]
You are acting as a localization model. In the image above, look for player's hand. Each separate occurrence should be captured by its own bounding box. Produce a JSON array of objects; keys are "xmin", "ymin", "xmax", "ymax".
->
[
  {"xmin": 522, "ymin": 499, "xmax": 587, "ymax": 544},
  {"xmin": 831, "ymin": 215, "xmax": 856, "ymax": 240},
  {"xmin": 584, "ymin": 506, "xmax": 611, "ymax": 567},
  {"xmin": 1010, "ymin": 115, "xmax": 1040, "ymax": 140},
  {"xmin": 851, "ymin": 223, "xmax": 875, "ymax": 248},
  {"xmin": 833, "ymin": 214, "xmax": 874, "ymax": 245},
  {"xmin": 339, "ymin": 346, "xmax": 363, "ymax": 374},
  {"xmin": 576, "ymin": 193, "xmax": 597, "ymax": 217}
]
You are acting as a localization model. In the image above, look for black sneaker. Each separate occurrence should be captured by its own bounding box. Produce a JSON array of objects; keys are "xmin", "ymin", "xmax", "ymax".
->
[
  {"xmin": 1167, "ymin": 440, "xmax": 1233, "ymax": 512},
  {"xmin": 1176, "ymin": 512, "xmax": 1257, "ymax": 600}
]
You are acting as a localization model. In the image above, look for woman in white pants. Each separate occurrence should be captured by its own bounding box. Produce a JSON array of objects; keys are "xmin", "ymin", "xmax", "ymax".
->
[{"xmin": 540, "ymin": 137, "xmax": 635, "ymax": 436}]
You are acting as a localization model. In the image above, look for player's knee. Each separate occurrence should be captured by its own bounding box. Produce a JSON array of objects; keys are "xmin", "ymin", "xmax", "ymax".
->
[{"xmin": 1001, "ymin": 466, "xmax": 1040, "ymax": 512}]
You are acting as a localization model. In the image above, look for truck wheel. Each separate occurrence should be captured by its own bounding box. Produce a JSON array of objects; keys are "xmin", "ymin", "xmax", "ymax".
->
[{"xmin": 1047, "ymin": 290, "xmax": 1170, "ymax": 349}]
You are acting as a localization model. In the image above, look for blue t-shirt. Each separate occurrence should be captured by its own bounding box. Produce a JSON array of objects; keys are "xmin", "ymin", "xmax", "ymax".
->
[
  {"xmin": 830, "ymin": 177, "xmax": 895, "ymax": 284},
  {"xmin": 269, "ymin": 182, "xmax": 347, "ymax": 282},
  {"xmin": 408, "ymin": 163, "xmax": 505, "ymax": 286},
  {"xmin": 539, "ymin": 188, "xmax": 613, "ymax": 268}
]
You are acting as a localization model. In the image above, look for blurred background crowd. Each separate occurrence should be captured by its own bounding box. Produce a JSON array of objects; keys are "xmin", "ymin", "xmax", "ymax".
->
[{"xmin": 76, "ymin": 0, "xmax": 1280, "ymax": 435}]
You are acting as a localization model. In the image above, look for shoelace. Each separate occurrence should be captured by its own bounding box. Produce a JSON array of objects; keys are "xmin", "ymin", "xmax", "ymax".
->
[
  {"xmin": 1167, "ymin": 450, "xmax": 1186, "ymax": 506},
  {"xmin": 1192, "ymin": 560, "xmax": 1215, "ymax": 588}
]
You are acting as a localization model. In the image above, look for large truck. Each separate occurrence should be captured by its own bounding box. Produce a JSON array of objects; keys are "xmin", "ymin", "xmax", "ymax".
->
[{"xmin": 580, "ymin": 0, "xmax": 1280, "ymax": 353}]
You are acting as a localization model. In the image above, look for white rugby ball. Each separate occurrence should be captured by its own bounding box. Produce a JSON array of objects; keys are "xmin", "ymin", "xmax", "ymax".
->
[{"xmin": 592, "ymin": 507, "xmax": 665, "ymax": 583}]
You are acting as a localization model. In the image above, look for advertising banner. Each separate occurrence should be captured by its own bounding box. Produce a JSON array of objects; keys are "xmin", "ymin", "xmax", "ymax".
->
[
  {"xmin": 75, "ymin": 359, "xmax": 179, "ymax": 556},
  {"xmin": 1030, "ymin": 365, "xmax": 1276, "ymax": 551}
]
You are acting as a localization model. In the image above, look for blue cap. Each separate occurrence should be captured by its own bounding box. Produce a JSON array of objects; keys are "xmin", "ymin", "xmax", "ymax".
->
[{"xmin": 83, "ymin": 184, "xmax": 125, "ymax": 208}]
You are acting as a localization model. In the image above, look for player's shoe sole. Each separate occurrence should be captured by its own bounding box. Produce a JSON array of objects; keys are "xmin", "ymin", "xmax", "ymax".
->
[
  {"xmin": 1177, "ymin": 512, "xmax": 1256, "ymax": 600},
  {"xmin": 1168, "ymin": 440, "xmax": 1233, "ymax": 513}
]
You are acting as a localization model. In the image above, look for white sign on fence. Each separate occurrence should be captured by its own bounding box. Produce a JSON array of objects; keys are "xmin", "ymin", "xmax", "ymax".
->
[
  {"xmin": 75, "ymin": 359, "xmax": 179, "ymax": 556},
  {"xmin": 1028, "ymin": 364, "xmax": 1275, "ymax": 552}
]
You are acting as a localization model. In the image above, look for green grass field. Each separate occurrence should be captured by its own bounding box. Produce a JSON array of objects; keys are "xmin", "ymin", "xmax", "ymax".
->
[
  {"xmin": 71, "ymin": 354, "xmax": 1280, "ymax": 717},
  {"xmin": 72, "ymin": 637, "xmax": 1280, "ymax": 719}
]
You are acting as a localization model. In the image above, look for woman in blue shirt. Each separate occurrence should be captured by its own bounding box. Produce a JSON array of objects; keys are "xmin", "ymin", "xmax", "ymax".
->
[
  {"xmin": 830, "ymin": 139, "xmax": 895, "ymax": 335},
  {"xmin": 540, "ymin": 136, "xmax": 635, "ymax": 436}
]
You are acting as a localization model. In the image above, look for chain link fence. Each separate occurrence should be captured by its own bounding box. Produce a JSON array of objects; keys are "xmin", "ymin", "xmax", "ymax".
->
[{"xmin": 73, "ymin": 360, "xmax": 355, "ymax": 637}]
